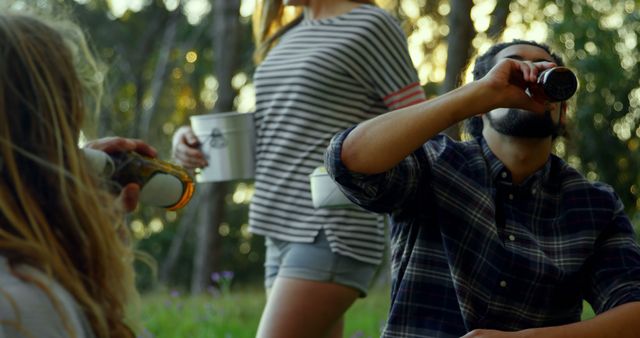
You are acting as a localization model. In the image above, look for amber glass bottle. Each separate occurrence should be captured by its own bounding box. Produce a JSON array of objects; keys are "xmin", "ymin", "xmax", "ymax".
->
[
  {"xmin": 83, "ymin": 148, "xmax": 195, "ymax": 210},
  {"xmin": 536, "ymin": 66, "xmax": 578, "ymax": 102}
]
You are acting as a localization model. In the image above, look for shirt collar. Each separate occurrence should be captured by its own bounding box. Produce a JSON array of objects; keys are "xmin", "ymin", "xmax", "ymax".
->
[{"xmin": 478, "ymin": 136, "xmax": 552, "ymax": 188}]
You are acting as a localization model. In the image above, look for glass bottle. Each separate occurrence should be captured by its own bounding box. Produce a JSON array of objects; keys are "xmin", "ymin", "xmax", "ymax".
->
[
  {"xmin": 82, "ymin": 148, "xmax": 195, "ymax": 210},
  {"xmin": 536, "ymin": 66, "xmax": 578, "ymax": 102}
]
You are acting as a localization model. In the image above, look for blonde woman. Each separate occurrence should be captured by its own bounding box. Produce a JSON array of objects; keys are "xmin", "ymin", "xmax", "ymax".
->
[
  {"xmin": 173, "ymin": 0, "xmax": 425, "ymax": 337},
  {"xmin": 0, "ymin": 13, "xmax": 155, "ymax": 338}
]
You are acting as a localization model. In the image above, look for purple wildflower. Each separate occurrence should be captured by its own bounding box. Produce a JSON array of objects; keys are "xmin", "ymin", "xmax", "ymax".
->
[{"xmin": 349, "ymin": 331, "xmax": 364, "ymax": 338}]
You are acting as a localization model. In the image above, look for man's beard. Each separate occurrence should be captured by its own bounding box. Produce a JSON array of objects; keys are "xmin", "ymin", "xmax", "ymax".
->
[{"xmin": 486, "ymin": 108, "xmax": 560, "ymax": 138}]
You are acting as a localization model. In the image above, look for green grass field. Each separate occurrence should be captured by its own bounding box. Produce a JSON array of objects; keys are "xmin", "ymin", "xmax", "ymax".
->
[
  {"xmin": 139, "ymin": 285, "xmax": 595, "ymax": 338},
  {"xmin": 139, "ymin": 285, "xmax": 390, "ymax": 338}
]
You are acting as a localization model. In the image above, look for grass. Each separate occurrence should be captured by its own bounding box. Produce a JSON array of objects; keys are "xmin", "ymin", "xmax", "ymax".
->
[
  {"xmin": 139, "ymin": 288, "xmax": 264, "ymax": 338},
  {"xmin": 139, "ymin": 285, "xmax": 390, "ymax": 338},
  {"xmin": 139, "ymin": 284, "xmax": 597, "ymax": 338}
]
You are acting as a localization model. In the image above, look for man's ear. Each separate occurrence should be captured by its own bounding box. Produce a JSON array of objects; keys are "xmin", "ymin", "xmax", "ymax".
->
[
  {"xmin": 561, "ymin": 101, "xmax": 568, "ymax": 113},
  {"xmin": 559, "ymin": 102, "xmax": 568, "ymax": 126},
  {"xmin": 553, "ymin": 102, "xmax": 569, "ymax": 139}
]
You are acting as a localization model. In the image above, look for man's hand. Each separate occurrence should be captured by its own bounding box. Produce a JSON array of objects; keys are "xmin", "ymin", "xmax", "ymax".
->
[
  {"xmin": 171, "ymin": 125, "xmax": 207, "ymax": 169},
  {"xmin": 480, "ymin": 58, "xmax": 557, "ymax": 114},
  {"xmin": 461, "ymin": 329, "xmax": 529, "ymax": 338}
]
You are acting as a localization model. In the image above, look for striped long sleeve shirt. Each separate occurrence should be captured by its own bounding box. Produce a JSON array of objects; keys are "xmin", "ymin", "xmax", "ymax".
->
[{"xmin": 249, "ymin": 4, "xmax": 425, "ymax": 265}]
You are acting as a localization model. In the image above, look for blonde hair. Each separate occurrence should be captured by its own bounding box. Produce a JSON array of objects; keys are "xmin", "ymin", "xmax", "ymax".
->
[
  {"xmin": 252, "ymin": 0, "xmax": 375, "ymax": 64},
  {"xmin": 0, "ymin": 12, "xmax": 136, "ymax": 338}
]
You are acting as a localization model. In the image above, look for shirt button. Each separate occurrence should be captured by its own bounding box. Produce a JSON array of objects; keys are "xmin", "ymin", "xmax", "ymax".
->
[
  {"xmin": 500, "ymin": 280, "xmax": 507, "ymax": 288},
  {"xmin": 508, "ymin": 193, "xmax": 514, "ymax": 200},
  {"xmin": 501, "ymin": 172, "xmax": 507, "ymax": 178},
  {"xmin": 508, "ymin": 234, "xmax": 516, "ymax": 241}
]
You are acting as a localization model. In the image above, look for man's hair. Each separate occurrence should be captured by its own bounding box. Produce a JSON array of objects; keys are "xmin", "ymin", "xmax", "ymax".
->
[{"xmin": 464, "ymin": 40, "xmax": 565, "ymax": 139}]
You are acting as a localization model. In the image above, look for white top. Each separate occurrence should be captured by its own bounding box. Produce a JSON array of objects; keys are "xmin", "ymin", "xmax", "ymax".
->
[
  {"xmin": 249, "ymin": 4, "xmax": 425, "ymax": 264},
  {"xmin": 0, "ymin": 256, "xmax": 95, "ymax": 338}
]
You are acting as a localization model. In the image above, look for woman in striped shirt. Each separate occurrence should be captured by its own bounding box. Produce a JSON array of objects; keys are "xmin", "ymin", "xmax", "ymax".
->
[{"xmin": 173, "ymin": 1, "xmax": 424, "ymax": 337}]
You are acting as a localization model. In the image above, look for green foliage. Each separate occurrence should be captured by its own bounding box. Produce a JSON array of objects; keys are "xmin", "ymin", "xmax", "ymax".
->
[
  {"xmin": 133, "ymin": 208, "xmax": 195, "ymax": 290},
  {"xmin": 545, "ymin": 1, "xmax": 640, "ymax": 223},
  {"xmin": 132, "ymin": 185, "xmax": 264, "ymax": 292}
]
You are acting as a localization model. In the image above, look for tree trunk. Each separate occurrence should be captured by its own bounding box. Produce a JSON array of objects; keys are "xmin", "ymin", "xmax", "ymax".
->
[
  {"xmin": 190, "ymin": 183, "xmax": 228, "ymax": 293},
  {"xmin": 130, "ymin": 9, "xmax": 171, "ymax": 138},
  {"xmin": 211, "ymin": 1, "xmax": 241, "ymax": 113},
  {"xmin": 190, "ymin": 0, "xmax": 241, "ymax": 294},
  {"xmin": 159, "ymin": 190, "xmax": 201, "ymax": 284},
  {"xmin": 487, "ymin": 0, "xmax": 511, "ymax": 40},
  {"xmin": 139, "ymin": 9, "xmax": 180, "ymax": 139},
  {"xmin": 440, "ymin": 0, "xmax": 476, "ymax": 140}
]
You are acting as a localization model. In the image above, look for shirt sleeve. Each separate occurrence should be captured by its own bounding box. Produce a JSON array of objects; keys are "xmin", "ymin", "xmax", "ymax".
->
[
  {"xmin": 324, "ymin": 126, "xmax": 430, "ymax": 214},
  {"xmin": 583, "ymin": 187, "xmax": 640, "ymax": 313},
  {"xmin": 0, "ymin": 266, "xmax": 93, "ymax": 338},
  {"xmin": 344, "ymin": 7, "xmax": 426, "ymax": 110}
]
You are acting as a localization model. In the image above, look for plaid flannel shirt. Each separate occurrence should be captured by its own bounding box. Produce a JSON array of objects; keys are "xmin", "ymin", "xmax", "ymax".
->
[{"xmin": 326, "ymin": 128, "xmax": 640, "ymax": 338}]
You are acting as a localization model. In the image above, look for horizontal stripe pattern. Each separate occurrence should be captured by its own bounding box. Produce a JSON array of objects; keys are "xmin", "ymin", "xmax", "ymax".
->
[{"xmin": 249, "ymin": 4, "xmax": 425, "ymax": 264}]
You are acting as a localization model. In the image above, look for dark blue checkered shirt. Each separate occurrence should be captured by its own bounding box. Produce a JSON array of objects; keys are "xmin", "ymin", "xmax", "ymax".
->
[{"xmin": 326, "ymin": 129, "xmax": 640, "ymax": 338}]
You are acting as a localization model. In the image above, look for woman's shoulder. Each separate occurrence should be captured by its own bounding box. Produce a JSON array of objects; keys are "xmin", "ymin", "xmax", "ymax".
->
[
  {"xmin": 349, "ymin": 4, "xmax": 402, "ymax": 27},
  {"xmin": 0, "ymin": 257, "xmax": 47, "ymax": 309},
  {"xmin": 334, "ymin": 4, "xmax": 407, "ymax": 48},
  {"xmin": 352, "ymin": 4, "xmax": 395, "ymax": 18},
  {"xmin": 0, "ymin": 257, "xmax": 94, "ymax": 338}
]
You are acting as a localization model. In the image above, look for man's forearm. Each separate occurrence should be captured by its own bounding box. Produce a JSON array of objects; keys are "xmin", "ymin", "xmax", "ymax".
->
[
  {"xmin": 341, "ymin": 81, "xmax": 493, "ymax": 174},
  {"xmin": 340, "ymin": 58, "xmax": 551, "ymax": 175},
  {"xmin": 522, "ymin": 302, "xmax": 640, "ymax": 338}
]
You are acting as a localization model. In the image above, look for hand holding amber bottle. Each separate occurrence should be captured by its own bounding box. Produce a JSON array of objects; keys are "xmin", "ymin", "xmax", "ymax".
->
[{"xmin": 83, "ymin": 142, "xmax": 195, "ymax": 210}]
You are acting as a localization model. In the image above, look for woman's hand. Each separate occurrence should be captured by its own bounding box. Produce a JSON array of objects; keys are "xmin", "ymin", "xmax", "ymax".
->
[
  {"xmin": 84, "ymin": 136, "xmax": 157, "ymax": 158},
  {"xmin": 84, "ymin": 137, "xmax": 157, "ymax": 212},
  {"xmin": 115, "ymin": 183, "xmax": 140, "ymax": 213},
  {"xmin": 171, "ymin": 126, "xmax": 207, "ymax": 169}
]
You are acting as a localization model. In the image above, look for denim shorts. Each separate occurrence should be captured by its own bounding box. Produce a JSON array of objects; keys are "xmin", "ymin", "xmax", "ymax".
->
[{"xmin": 264, "ymin": 230, "xmax": 378, "ymax": 297}]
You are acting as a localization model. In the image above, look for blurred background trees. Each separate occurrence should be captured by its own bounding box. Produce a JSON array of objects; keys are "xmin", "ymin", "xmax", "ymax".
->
[{"xmin": 5, "ymin": 0, "xmax": 639, "ymax": 293}]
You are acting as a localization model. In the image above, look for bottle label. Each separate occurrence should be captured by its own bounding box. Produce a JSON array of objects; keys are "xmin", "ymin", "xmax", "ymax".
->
[
  {"xmin": 139, "ymin": 173, "xmax": 185, "ymax": 208},
  {"xmin": 82, "ymin": 148, "xmax": 115, "ymax": 176}
]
